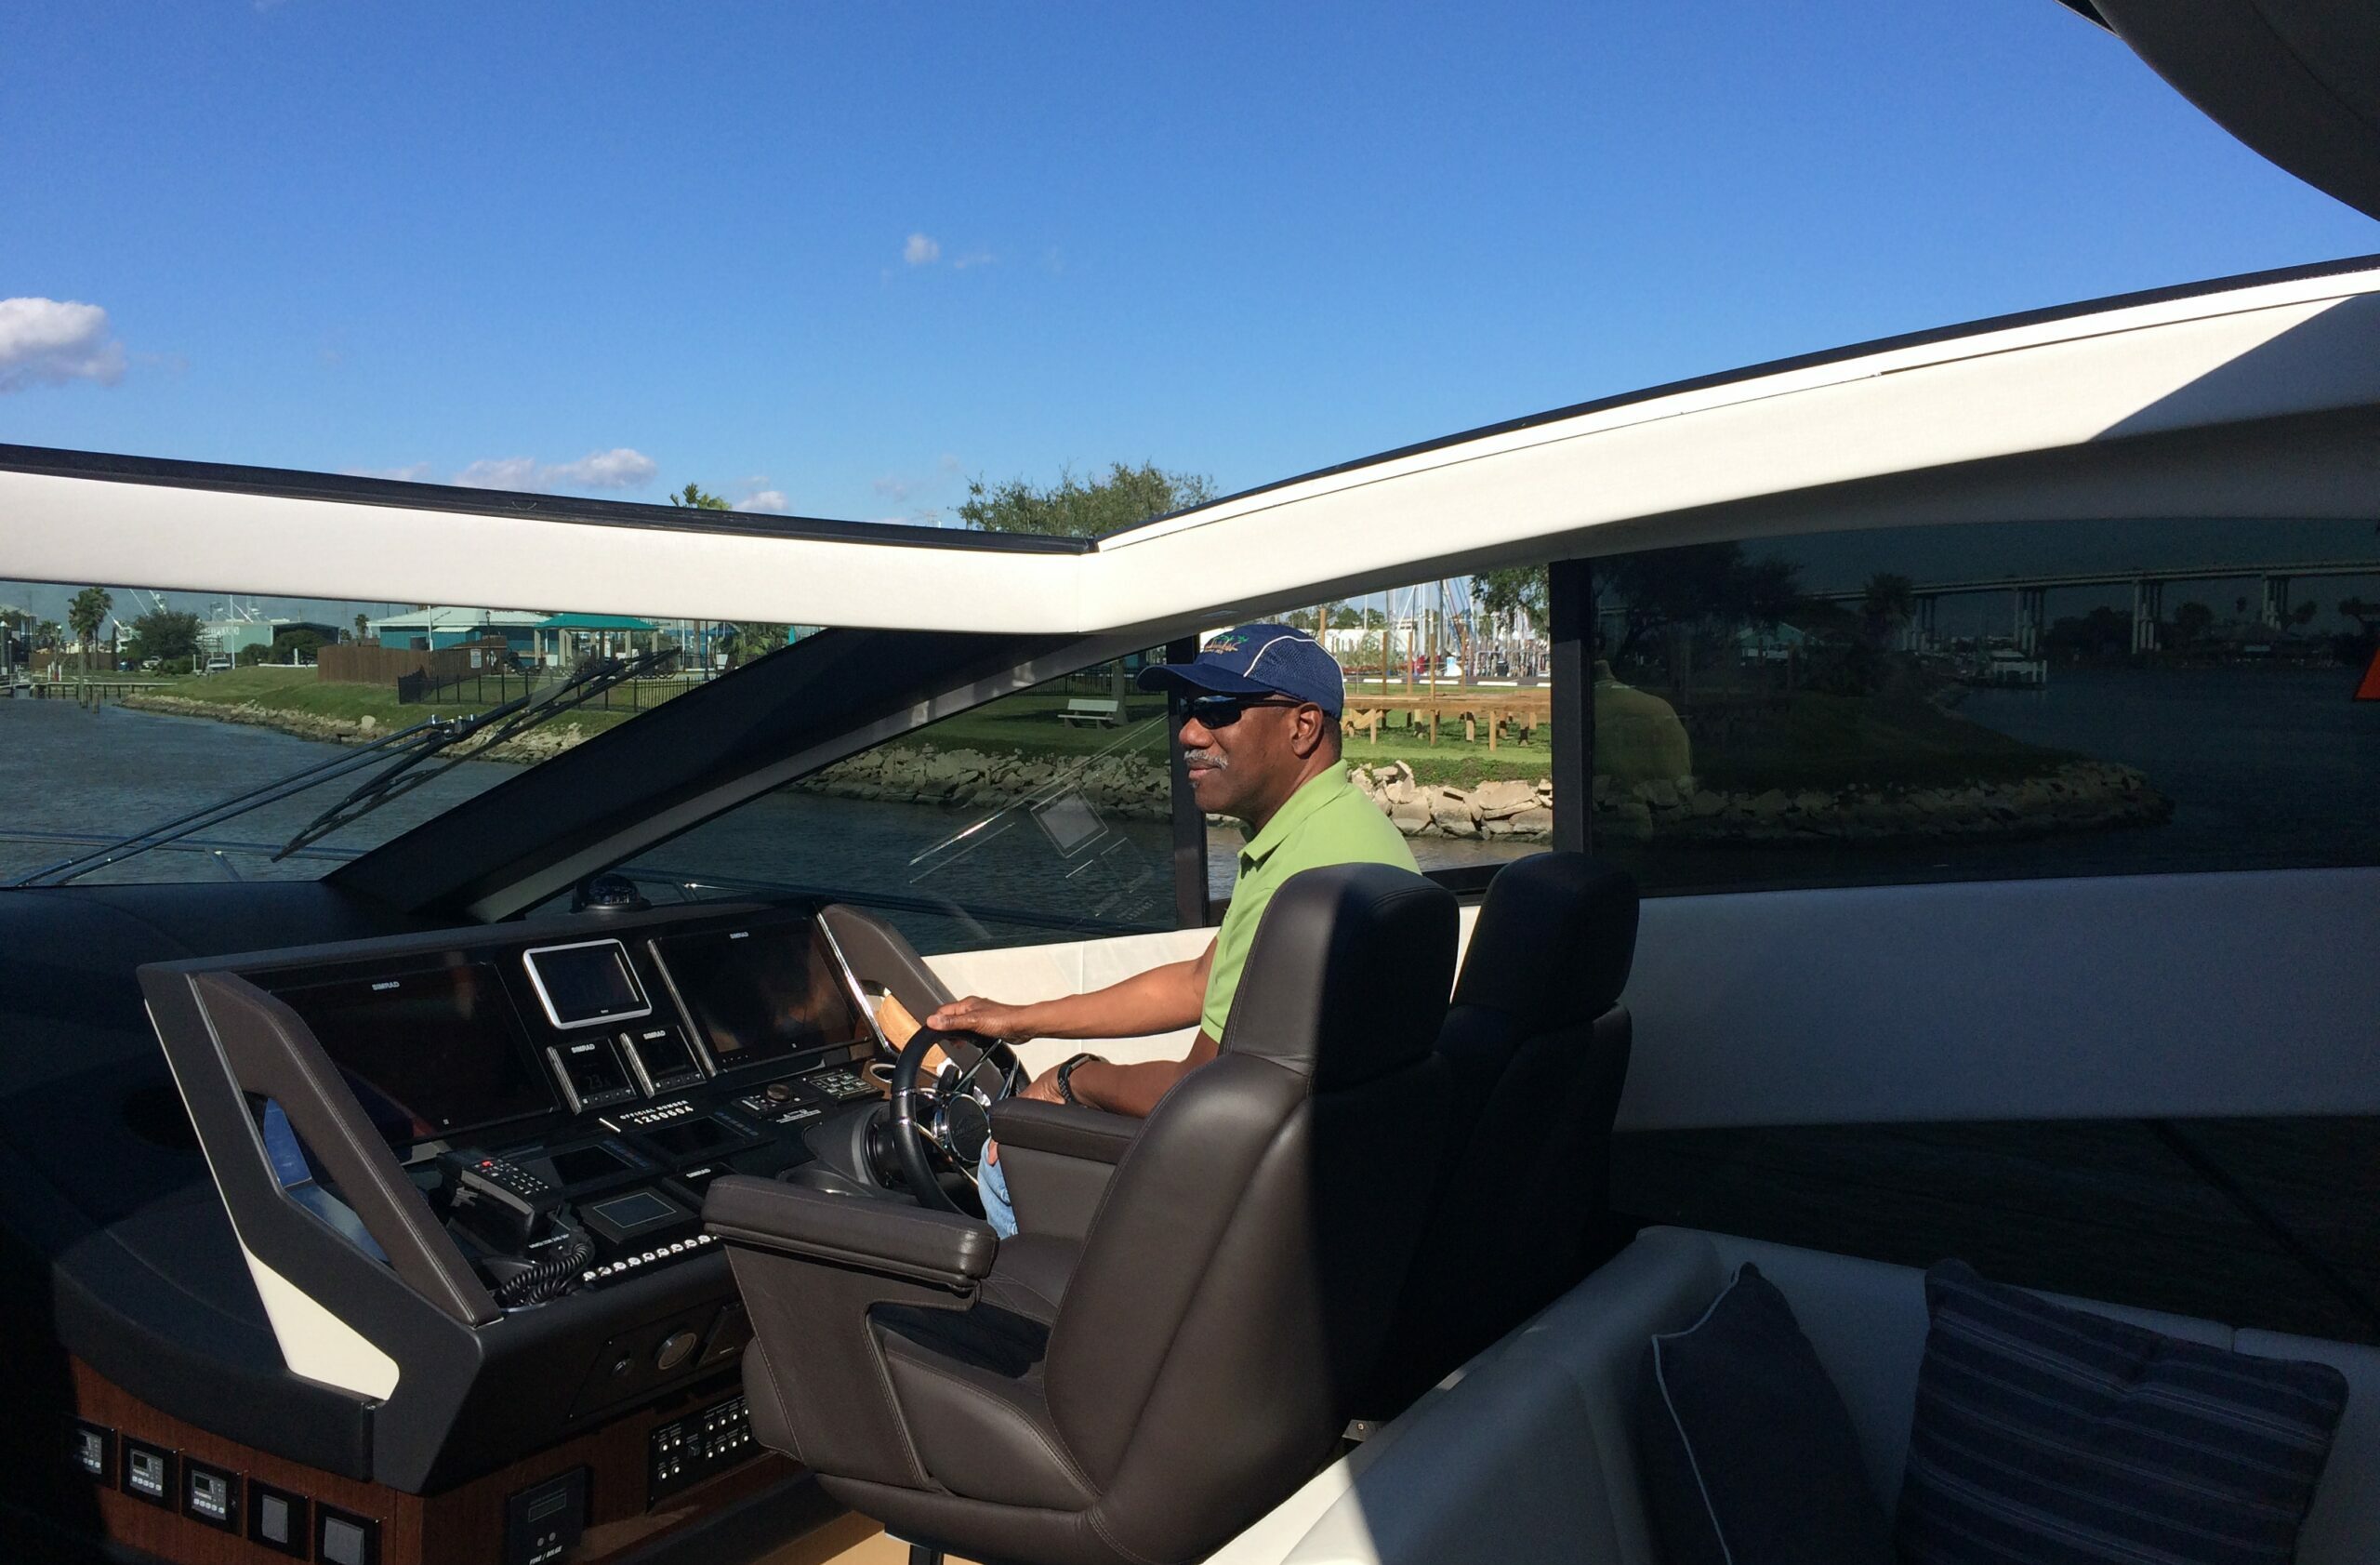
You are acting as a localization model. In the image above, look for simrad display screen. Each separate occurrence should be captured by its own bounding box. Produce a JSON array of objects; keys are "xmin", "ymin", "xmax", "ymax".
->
[
  {"xmin": 551, "ymin": 1035, "xmax": 633, "ymax": 1104},
  {"xmin": 589, "ymin": 1190, "xmax": 677, "ymax": 1227},
  {"xmin": 276, "ymin": 963, "xmax": 556, "ymax": 1147},
  {"xmin": 650, "ymin": 920, "xmax": 868, "ymax": 1071},
  {"xmin": 522, "ymin": 941, "xmax": 648, "ymax": 1028},
  {"xmin": 624, "ymin": 1025, "xmax": 703, "ymax": 1085}
]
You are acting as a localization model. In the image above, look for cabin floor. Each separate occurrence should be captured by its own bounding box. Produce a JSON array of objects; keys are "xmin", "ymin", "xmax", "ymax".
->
[
  {"xmin": 771, "ymin": 1515, "xmax": 979, "ymax": 1565},
  {"xmin": 1613, "ymin": 1117, "xmax": 2380, "ymax": 1345}
]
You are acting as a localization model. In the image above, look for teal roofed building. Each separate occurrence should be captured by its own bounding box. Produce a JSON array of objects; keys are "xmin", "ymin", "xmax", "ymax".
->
[{"xmin": 534, "ymin": 612, "xmax": 665, "ymax": 664}]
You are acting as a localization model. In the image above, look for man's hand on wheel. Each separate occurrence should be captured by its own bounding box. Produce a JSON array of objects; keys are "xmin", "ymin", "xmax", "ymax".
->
[{"xmin": 926, "ymin": 995, "xmax": 1037, "ymax": 1041}]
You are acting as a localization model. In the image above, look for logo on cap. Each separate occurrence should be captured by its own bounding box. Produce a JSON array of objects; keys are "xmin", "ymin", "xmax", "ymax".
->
[{"xmin": 1202, "ymin": 634, "xmax": 1245, "ymax": 655}]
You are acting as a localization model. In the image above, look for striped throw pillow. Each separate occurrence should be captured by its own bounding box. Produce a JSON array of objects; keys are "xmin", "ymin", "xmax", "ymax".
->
[{"xmin": 1897, "ymin": 1261, "xmax": 2349, "ymax": 1565}]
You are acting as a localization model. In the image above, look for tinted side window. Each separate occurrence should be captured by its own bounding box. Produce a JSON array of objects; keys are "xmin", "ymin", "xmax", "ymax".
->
[{"xmin": 1587, "ymin": 518, "xmax": 2380, "ymax": 893}]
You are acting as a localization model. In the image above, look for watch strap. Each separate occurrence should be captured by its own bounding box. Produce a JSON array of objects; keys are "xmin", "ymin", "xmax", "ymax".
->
[{"xmin": 1055, "ymin": 1052, "xmax": 1104, "ymax": 1106}]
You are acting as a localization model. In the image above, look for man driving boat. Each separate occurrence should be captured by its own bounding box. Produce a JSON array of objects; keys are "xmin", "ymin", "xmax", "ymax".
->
[{"xmin": 925, "ymin": 622, "xmax": 1418, "ymax": 1233}]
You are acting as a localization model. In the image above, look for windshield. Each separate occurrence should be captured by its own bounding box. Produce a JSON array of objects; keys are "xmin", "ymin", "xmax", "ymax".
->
[{"xmin": 0, "ymin": 585, "xmax": 769, "ymax": 885}]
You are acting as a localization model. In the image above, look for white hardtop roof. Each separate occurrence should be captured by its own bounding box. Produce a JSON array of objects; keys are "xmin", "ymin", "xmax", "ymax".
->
[{"xmin": 7, "ymin": 257, "xmax": 2378, "ymax": 641}]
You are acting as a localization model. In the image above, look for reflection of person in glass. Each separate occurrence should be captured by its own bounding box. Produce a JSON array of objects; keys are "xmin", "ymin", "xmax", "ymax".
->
[
  {"xmin": 715, "ymin": 933, "xmax": 853, "ymax": 1061},
  {"xmin": 924, "ymin": 625, "xmax": 1417, "ymax": 1235}
]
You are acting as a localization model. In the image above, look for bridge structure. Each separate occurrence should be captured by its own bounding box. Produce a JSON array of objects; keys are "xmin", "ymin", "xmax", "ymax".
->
[{"xmin": 1802, "ymin": 558, "xmax": 2380, "ymax": 656}]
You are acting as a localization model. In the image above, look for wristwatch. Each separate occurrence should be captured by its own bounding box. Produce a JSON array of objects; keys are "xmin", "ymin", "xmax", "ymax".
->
[{"xmin": 1054, "ymin": 1053, "xmax": 1104, "ymax": 1107}]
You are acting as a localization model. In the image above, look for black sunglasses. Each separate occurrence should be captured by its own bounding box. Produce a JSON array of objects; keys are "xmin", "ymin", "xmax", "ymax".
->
[{"xmin": 1182, "ymin": 694, "xmax": 1306, "ymax": 727}]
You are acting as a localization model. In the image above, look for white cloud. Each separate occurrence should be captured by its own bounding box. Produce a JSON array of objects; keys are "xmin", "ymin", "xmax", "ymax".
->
[
  {"xmin": 349, "ymin": 462, "xmax": 434, "ymax": 483},
  {"xmin": 453, "ymin": 456, "xmax": 543, "ymax": 490},
  {"xmin": 455, "ymin": 447, "xmax": 658, "ymax": 494},
  {"xmin": 0, "ymin": 298, "xmax": 128, "ymax": 392},
  {"xmin": 903, "ymin": 232, "xmax": 941, "ymax": 266},
  {"xmin": 734, "ymin": 489, "xmax": 790, "ymax": 514},
  {"xmin": 552, "ymin": 447, "xmax": 658, "ymax": 489}
]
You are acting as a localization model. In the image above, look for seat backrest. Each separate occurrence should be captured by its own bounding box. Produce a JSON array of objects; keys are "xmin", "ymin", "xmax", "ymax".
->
[
  {"xmin": 1361, "ymin": 852, "xmax": 1640, "ymax": 1414},
  {"xmin": 1047, "ymin": 862, "xmax": 1458, "ymax": 1565}
]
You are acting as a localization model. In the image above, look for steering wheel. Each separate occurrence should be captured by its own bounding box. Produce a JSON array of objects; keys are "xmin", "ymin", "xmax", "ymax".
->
[{"xmin": 886, "ymin": 1025, "xmax": 1021, "ymax": 1214}]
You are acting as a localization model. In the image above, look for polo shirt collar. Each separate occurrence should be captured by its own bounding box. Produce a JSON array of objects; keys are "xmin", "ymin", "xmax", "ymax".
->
[{"xmin": 1238, "ymin": 762, "xmax": 1351, "ymax": 869}]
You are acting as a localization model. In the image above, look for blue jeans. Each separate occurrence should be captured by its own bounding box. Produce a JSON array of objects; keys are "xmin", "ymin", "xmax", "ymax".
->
[{"xmin": 977, "ymin": 1150, "xmax": 1017, "ymax": 1238}]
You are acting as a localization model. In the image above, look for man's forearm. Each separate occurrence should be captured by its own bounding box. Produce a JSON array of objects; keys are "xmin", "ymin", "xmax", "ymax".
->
[
  {"xmin": 1000, "ymin": 958, "xmax": 1204, "ymax": 1041},
  {"xmin": 1066, "ymin": 1056, "xmax": 1194, "ymax": 1119}
]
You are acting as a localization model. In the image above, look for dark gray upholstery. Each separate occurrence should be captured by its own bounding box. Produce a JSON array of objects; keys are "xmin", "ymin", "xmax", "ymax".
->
[
  {"xmin": 1361, "ymin": 852, "xmax": 1639, "ymax": 1416},
  {"xmin": 719, "ymin": 863, "xmax": 1459, "ymax": 1565}
]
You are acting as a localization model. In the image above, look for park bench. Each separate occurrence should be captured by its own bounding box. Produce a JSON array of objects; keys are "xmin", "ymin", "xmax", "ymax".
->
[{"xmin": 1059, "ymin": 696, "xmax": 1123, "ymax": 727}]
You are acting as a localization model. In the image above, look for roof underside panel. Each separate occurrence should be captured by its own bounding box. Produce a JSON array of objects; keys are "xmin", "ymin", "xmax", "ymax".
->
[
  {"xmin": 2093, "ymin": 0, "xmax": 2380, "ymax": 223},
  {"xmin": 5, "ymin": 261, "xmax": 2378, "ymax": 639}
]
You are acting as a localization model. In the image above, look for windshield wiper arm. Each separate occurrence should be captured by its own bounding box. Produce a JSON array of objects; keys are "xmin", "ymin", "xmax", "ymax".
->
[{"xmin": 271, "ymin": 647, "xmax": 680, "ymax": 861}]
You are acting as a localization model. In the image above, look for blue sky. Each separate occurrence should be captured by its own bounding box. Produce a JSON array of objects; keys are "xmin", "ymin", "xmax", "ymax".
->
[{"xmin": 5, "ymin": 0, "xmax": 2376, "ymax": 543}]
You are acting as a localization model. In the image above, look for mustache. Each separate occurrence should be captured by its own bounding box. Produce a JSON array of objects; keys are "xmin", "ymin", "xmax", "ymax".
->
[{"xmin": 1183, "ymin": 748, "xmax": 1227, "ymax": 769}]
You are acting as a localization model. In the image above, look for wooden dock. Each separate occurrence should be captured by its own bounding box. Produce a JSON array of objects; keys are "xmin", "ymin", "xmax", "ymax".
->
[{"xmin": 15, "ymin": 679, "xmax": 176, "ymax": 703}]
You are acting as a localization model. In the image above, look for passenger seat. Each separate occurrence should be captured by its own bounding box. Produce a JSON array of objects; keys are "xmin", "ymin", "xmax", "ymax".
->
[{"xmin": 1358, "ymin": 852, "xmax": 1639, "ymax": 1418}]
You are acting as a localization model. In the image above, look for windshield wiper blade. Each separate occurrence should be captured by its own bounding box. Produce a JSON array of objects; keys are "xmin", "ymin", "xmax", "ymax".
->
[
  {"xmin": 11, "ymin": 716, "xmax": 450, "ymax": 887},
  {"xmin": 271, "ymin": 647, "xmax": 679, "ymax": 861}
]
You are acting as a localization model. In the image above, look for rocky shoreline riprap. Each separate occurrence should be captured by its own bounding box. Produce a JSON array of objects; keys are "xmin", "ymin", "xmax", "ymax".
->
[
  {"xmin": 119, "ymin": 694, "xmax": 589, "ymax": 764},
  {"xmin": 118, "ymin": 697, "xmax": 2172, "ymax": 847}
]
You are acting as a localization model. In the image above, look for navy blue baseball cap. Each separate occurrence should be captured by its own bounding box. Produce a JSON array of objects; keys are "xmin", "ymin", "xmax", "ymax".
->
[{"xmin": 1138, "ymin": 623, "xmax": 1345, "ymax": 716}]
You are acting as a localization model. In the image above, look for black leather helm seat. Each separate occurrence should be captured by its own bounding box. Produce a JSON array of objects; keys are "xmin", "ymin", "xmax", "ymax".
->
[
  {"xmin": 708, "ymin": 863, "xmax": 1459, "ymax": 1565},
  {"xmin": 1358, "ymin": 851, "xmax": 1640, "ymax": 1417}
]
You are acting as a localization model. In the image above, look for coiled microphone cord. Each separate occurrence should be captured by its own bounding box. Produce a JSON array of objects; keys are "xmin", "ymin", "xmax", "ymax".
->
[{"xmin": 495, "ymin": 1230, "xmax": 594, "ymax": 1308}]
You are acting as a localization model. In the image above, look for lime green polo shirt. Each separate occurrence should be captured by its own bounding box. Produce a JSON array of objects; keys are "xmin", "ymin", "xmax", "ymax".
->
[{"xmin": 1200, "ymin": 762, "xmax": 1419, "ymax": 1041}]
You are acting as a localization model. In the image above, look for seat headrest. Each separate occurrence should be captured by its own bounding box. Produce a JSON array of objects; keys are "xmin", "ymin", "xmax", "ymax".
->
[
  {"xmin": 1453, "ymin": 853, "xmax": 1638, "ymax": 1021},
  {"xmin": 1220, "ymin": 863, "xmax": 1457, "ymax": 1091}
]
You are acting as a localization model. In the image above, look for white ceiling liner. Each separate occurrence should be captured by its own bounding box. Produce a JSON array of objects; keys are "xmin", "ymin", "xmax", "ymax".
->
[{"xmin": 6, "ymin": 263, "xmax": 2377, "ymax": 638}]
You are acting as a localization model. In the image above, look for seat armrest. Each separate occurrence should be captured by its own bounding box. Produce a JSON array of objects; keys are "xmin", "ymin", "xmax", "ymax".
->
[
  {"xmin": 991, "ymin": 1099, "xmax": 1142, "ymax": 1165},
  {"xmin": 704, "ymin": 1175, "xmax": 994, "ymax": 1289}
]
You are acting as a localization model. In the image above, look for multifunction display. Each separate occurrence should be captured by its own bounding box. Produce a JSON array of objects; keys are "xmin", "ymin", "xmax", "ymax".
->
[
  {"xmin": 276, "ymin": 963, "xmax": 557, "ymax": 1147},
  {"xmin": 649, "ymin": 919, "xmax": 869, "ymax": 1072},
  {"xmin": 522, "ymin": 939, "xmax": 651, "ymax": 1029}
]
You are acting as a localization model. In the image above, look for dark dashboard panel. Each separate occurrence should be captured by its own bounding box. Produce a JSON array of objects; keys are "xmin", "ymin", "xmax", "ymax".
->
[
  {"xmin": 0, "ymin": 881, "xmax": 442, "ymax": 1502},
  {"xmin": 136, "ymin": 897, "xmax": 902, "ymax": 1495}
]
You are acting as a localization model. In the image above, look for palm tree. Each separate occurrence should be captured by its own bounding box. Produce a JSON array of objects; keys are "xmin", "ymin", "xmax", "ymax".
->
[
  {"xmin": 1860, "ymin": 572, "xmax": 1916, "ymax": 648},
  {"xmin": 67, "ymin": 587, "xmax": 112, "ymax": 677},
  {"xmin": 718, "ymin": 622, "xmax": 792, "ymax": 669}
]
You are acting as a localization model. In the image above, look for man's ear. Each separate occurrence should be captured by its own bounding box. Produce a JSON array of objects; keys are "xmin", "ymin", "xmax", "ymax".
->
[{"xmin": 1290, "ymin": 703, "xmax": 1328, "ymax": 758}]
